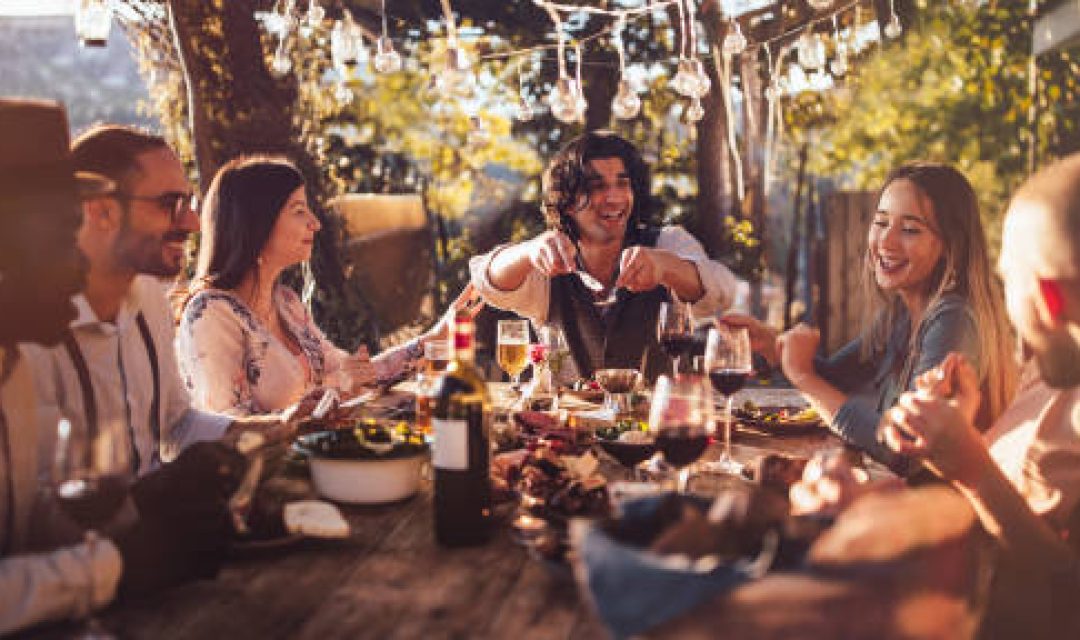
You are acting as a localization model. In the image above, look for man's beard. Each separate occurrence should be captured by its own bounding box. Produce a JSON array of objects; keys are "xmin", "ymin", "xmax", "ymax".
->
[
  {"xmin": 1034, "ymin": 332, "xmax": 1080, "ymax": 389},
  {"xmin": 114, "ymin": 226, "xmax": 186, "ymax": 278}
]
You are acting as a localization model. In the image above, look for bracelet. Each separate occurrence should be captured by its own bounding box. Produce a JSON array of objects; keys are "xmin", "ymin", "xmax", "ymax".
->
[{"xmin": 405, "ymin": 339, "xmax": 424, "ymax": 361}]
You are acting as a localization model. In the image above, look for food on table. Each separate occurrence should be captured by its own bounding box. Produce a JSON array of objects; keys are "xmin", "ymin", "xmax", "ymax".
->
[
  {"xmin": 513, "ymin": 410, "xmax": 594, "ymax": 454},
  {"xmin": 297, "ymin": 420, "xmax": 427, "ymax": 460},
  {"xmin": 564, "ymin": 378, "xmax": 606, "ymax": 403},
  {"xmin": 750, "ymin": 454, "xmax": 810, "ymax": 493},
  {"xmin": 734, "ymin": 400, "xmax": 823, "ymax": 430},
  {"xmin": 283, "ymin": 500, "xmax": 350, "ymax": 538}
]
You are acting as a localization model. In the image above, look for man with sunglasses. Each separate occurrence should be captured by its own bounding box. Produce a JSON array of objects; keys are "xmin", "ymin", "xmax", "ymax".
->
[{"xmin": 21, "ymin": 125, "xmax": 288, "ymax": 479}]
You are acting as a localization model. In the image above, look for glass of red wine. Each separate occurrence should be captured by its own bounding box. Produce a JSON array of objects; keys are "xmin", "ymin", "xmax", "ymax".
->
[
  {"xmin": 648, "ymin": 374, "xmax": 715, "ymax": 493},
  {"xmin": 52, "ymin": 416, "xmax": 133, "ymax": 640},
  {"xmin": 703, "ymin": 324, "xmax": 753, "ymax": 475},
  {"xmin": 657, "ymin": 298, "xmax": 694, "ymax": 376}
]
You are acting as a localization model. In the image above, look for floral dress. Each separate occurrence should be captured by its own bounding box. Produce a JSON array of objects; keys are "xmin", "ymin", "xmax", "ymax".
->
[{"xmin": 177, "ymin": 286, "xmax": 350, "ymax": 415}]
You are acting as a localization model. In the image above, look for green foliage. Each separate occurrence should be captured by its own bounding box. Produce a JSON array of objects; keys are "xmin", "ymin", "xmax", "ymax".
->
[{"xmin": 791, "ymin": 0, "xmax": 1080, "ymax": 254}]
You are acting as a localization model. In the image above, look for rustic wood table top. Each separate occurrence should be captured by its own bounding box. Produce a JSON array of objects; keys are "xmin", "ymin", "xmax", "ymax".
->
[{"xmin": 72, "ymin": 385, "xmax": 982, "ymax": 640}]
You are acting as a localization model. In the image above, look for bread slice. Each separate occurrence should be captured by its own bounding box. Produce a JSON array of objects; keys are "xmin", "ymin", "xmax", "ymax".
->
[{"xmin": 283, "ymin": 500, "xmax": 350, "ymax": 539}]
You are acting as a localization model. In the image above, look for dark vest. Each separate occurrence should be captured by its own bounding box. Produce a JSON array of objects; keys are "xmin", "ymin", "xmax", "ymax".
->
[{"xmin": 546, "ymin": 226, "xmax": 671, "ymax": 383}]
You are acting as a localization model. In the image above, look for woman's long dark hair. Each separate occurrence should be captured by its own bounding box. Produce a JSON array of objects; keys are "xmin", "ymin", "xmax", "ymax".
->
[{"xmin": 194, "ymin": 155, "xmax": 306, "ymax": 292}]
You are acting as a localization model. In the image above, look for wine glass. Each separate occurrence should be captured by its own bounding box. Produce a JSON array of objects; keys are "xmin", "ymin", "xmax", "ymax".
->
[
  {"xmin": 538, "ymin": 325, "xmax": 570, "ymax": 383},
  {"xmin": 497, "ymin": 319, "xmax": 531, "ymax": 392},
  {"xmin": 595, "ymin": 368, "xmax": 643, "ymax": 419},
  {"xmin": 648, "ymin": 374, "xmax": 715, "ymax": 493},
  {"xmin": 52, "ymin": 416, "xmax": 133, "ymax": 639},
  {"xmin": 703, "ymin": 324, "xmax": 753, "ymax": 475},
  {"xmin": 657, "ymin": 298, "xmax": 694, "ymax": 376}
]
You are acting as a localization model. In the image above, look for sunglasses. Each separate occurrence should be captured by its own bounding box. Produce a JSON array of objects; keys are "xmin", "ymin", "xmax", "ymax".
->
[{"xmin": 113, "ymin": 191, "xmax": 198, "ymax": 224}]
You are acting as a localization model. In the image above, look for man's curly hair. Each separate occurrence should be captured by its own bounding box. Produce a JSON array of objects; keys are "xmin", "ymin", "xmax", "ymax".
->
[{"xmin": 540, "ymin": 131, "xmax": 654, "ymax": 241}]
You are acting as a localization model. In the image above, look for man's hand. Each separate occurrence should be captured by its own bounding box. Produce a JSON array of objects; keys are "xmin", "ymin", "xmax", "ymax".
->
[
  {"xmin": 721, "ymin": 313, "xmax": 780, "ymax": 365},
  {"xmin": 911, "ymin": 352, "xmax": 982, "ymax": 425},
  {"xmin": 525, "ymin": 230, "xmax": 578, "ymax": 277},
  {"xmin": 223, "ymin": 414, "xmax": 297, "ymax": 451},
  {"xmin": 776, "ymin": 324, "xmax": 820, "ymax": 385},
  {"xmin": 614, "ymin": 246, "xmax": 667, "ymax": 292},
  {"xmin": 882, "ymin": 386, "xmax": 992, "ymax": 487}
]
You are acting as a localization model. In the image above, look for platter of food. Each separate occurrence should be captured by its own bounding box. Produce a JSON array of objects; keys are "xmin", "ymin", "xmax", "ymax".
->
[{"xmin": 732, "ymin": 401, "xmax": 823, "ymax": 435}]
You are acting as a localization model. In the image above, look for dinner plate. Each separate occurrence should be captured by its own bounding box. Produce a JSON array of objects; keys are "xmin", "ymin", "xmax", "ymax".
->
[{"xmin": 733, "ymin": 406, "xmax": 824, "ymax": 435}]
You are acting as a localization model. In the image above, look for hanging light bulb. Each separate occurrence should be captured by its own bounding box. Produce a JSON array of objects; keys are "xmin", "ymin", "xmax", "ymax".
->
[
  {"xmin": 435, "ymin": 43, "xmax": 475, "ymax": 98},
  {"xmin": 685, "ymin": 97, "xmax": 705, "ymax": 123},
  {"xmin": 685, "ymin": 58, "xmax": 711, "ymax": 98},
  {"xmin": 468, "ymin": 116, "xmax": 490, "ymax": 148},
  {"xmin": 797, "ymin": 32, "xmax": 826, "ymax": 70},
  {"xmin": 883, "ymin": 13, "xmax": 903, "ymax": 39},
  {"xmin": 515, "ymin": 98, "xmax": 535, "ymax": 122},
  {"xmin": 807, "ymin": 0, "xmax": 833, "ymax": 10},
  {"xmin": 548, "ymin": 77, "xmax": 583, "ymax": 124},
  {"xmin": 809, "ymin": 69, "xmax": 833, "ymax": 92},
  {"xmin": 271, "ymin": 46, "xmax": 292, "ymax": 77},
  {"xmin": 330, "ymin": 19, "xmax": 360, "ymax": 70},
  {"xmin": 75, "ymin": 0, "xmax": 112, "ymax": 47},
  {"xmin": 333, "ymin": 82, "xmax": 354, "ymax": 105},
  {"xmin": 306, "ymin": 0, "xmax": 325, "ymax": 27},
  {"xmin": 373, "ymin": 36, "xmax": 403, "ymax": 74},
  {"xmin": 721, "ymin": 20, "xmax": 747, "ymax": 57},
  {"xmin": 829, "ymin": 53, "xmax": 848, "ymax": 77},
  {"xmin": 669, "ymin": 59, "xmax": 696, "ymax": 97},
  {"xmin": 611, "ymin": 79, "xmax": 641, "ymax": 120}
]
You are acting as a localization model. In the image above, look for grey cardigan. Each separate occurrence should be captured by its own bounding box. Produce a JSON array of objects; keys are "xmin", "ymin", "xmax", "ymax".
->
[{"xmin": 815, "ymin": 293, "xmax": 982, "ymax": 474}]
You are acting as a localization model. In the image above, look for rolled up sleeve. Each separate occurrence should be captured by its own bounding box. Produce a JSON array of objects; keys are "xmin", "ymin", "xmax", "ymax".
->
[
  {"xmin": 656, "ymin": 227, "xmax": 738, "ymax": 317},
  {"xmin": 468, "ymin": 246, "xmax": 550, "ymax": 324}
]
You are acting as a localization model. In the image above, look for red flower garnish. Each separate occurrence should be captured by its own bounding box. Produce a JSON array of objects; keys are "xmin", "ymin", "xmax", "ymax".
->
[{"xmin": 529, "ymin": 343, "xmax": 548, "ymax": 364}]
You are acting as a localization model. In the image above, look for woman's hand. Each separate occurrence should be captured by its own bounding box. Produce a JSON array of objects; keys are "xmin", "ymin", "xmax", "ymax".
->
[
  {"xmin": 776, "ymin": 324, "xmax": 820, "ymax": 385},
  {"xmin": 721, "ymin": 313, "xmax": 779, "ymax": 364}
]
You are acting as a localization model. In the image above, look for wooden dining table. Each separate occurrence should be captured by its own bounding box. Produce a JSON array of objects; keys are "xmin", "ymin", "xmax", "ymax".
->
[{"xmin": 31, "ymin": 384, "xmax": 985, "ymax": 640}]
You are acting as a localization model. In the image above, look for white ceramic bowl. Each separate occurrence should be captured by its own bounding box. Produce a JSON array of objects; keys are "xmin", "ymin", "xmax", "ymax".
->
[{"xmin": 308, "ymin": 453, "xmax": 428, "ymax": 505}]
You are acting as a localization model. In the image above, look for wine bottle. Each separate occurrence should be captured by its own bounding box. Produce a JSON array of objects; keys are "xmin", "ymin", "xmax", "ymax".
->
[{"xmin": 431, "ymin": 311, "xmax": 492, "ymax": 546}]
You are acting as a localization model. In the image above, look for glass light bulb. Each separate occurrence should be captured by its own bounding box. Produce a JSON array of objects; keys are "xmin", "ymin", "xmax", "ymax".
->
[
  {"xmin": 75, "ymin": 0, "xmax": 112, "ymax": 47},
  {"xmin": 611, "ymin": 80, "xmax": 641, "ymax": 120},
  {"xmin": 721, "ymin": 22, "xmax": 747, "ymax": 57},
  {"xmin": 685, "ymin": 58, "xmax": 712, "ymax": 98},
  {"xmin": 330, "ymin": 21, "xmax": 358, "ymax": 68},
  {"xmin": 809, "ymin": 69, "xmax": 833, "ymax": 92},
  {"xmin": 829, "ymin": 55, "xmax": 848, "ymax": 77},
  {"xmin": 548, "ymin": 77, "xmax": 583, "ymax": 124},
  {"xmin": 271, "ymin": 49, "xmax": 292, "ymax": 77},
  {"xmin": 307, "ymin": 2, "xmax": 325, "ymax": 26},
  {"xmin": 807, "ymin": 0, "xmax": 832, "ymax": 10},
  {"xmin": 373, "ymin": 36, "xmax": 403, "ymax": 73},
  {"xmin": 884, "ymin": 14, "xmax": 903, "ymax": 39},
  {"xmin": 515, "ymin": 99, "xmax": 535, "ymax": 122},
  {"xmin": 669, "ymin": 59, "xmax": 695, "ymax": 97},
  {"xmin": 797, "ymin": 32, "xmax": 826, "ymax": 70},
  {"xmin": 333, "ymin": 82, "xmax": 354, "ymax": 105},
  {"xmin": 686, "ymin": 98, "xmax": 705, "ymax": 123}
]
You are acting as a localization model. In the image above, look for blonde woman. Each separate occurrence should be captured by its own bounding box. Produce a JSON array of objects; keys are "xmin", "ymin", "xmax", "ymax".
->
[{"xmin": 727, "ymin": 163, "xmax": 1016, "ymax": 473}]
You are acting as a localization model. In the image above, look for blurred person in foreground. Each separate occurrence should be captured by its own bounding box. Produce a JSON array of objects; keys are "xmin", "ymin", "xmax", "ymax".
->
[
  {"xmin": 0, "ymin": 99, "xmax": 245, "ymax": 635},
  {"xmin": 881, "ymin": 154, "xmax": 1080, "ymax": 637},
  {"xmin": 20, "ymin": 125, "xmax": 293, "ymax": 478},
  {"xmin": 726, "ymin": 164, "xmax": 1016, "ymax": 475},
  {"xmin": 469, "ymin": 131, "xmax": 738, "ymax": 382}
]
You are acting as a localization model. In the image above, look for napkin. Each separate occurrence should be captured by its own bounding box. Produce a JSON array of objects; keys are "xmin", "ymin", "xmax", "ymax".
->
[{"xmin": 572, "ymin": 493, "xmax": 773, "ymax": 639}]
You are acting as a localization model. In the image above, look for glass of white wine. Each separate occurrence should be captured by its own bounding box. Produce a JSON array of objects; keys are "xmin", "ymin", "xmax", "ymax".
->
[{"xmin": 497, "ymin": 319, "xmax": 531, "ymax": 393}]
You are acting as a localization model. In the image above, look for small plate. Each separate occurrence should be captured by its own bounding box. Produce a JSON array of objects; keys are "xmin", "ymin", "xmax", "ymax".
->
[{"xmin": 733, "ymin": 406, "xmax": 824, "ymax": 435}]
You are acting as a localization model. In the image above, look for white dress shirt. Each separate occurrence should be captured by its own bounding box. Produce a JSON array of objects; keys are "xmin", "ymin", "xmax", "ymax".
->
[{"xmin": 20, "ymin": 276, "xmax": 231, "ymax": 478}]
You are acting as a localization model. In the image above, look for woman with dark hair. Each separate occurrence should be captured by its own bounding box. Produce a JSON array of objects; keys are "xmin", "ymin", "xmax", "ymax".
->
[
  {"xmin": 470, "ymin": 131, "xmax": 737, "ymax": 382},
  {"xmin": 726, "ymin": 163, "xmax": 1016, "ymax": 472},
  {"xmin": 177, "ymin": 156, "xmax": 443, "ymax": 415}
]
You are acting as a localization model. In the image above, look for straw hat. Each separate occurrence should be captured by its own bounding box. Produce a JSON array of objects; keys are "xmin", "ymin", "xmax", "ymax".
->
[{"xmin": 0, "ymin": 98, "xmax": 114, "ymax": 204}]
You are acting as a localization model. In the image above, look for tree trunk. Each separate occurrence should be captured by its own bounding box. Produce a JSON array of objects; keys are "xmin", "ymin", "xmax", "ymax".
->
[
  {"xmin": 695, "ymin": 1, "xmax": 733, "ymax": 257},
  {"xmin": 739, "ymin": 52, "xmax": 768, "ymax": 316}
]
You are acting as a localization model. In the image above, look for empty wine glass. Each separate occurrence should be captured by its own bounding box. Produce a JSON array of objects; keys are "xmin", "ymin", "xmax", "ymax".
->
[
  {"xmin": 648, "ymin": 374, "xmax": 715, "ymax": 493},
  {"xmin": 52, "ymin": 416, "xmax": 133, "ymax": 639},
  {"xmin": 497, "ymin": 319, "xmax": 531, "ymax": 392},
  {"xmin": 703, "ymin": 324, "xmax": 753, "ymax": 475},
  {"xmin": 657, "ymin": 298, "xmax": 694, "ymax": 376},
  {"xmin": 595, "ymin": 368, "xmax": 643, "ymax": 418}
]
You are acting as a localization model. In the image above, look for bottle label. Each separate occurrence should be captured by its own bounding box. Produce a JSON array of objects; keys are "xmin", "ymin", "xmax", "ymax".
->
[{"xmin": 432, "ymin": 418, "xmax": 468, "ymax": 470}]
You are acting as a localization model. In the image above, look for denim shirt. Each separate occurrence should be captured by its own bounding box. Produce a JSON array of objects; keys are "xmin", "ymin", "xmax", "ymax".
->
[{"xmin": 815, "ymin": 293, "xmax": 982, "ymax": 474}]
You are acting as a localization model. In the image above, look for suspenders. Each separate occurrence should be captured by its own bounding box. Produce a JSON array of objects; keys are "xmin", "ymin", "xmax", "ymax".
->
[{"xmin": 61, "ymin": 311, "xmax": 162, "ymax": 473}]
